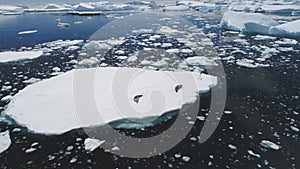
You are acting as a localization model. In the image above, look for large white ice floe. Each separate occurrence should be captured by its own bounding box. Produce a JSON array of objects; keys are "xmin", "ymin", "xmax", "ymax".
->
[
  {"xmin": 269, "ymin": 20, "xmax": 300, "ymax": 38},
  {"xmin": 221, "ymin": 11, "xmax": 279, "ymax": 35},
  {"xmin": 0, "ymin": 50, "xmax": 43, "ymax": 63},
  {"xmin": 5, "ymin": 67, "xmax": 217, "ymax": 135},
  {"xmin": 0, "ymin": 130, "xmax": 11, "ymax": 154}
]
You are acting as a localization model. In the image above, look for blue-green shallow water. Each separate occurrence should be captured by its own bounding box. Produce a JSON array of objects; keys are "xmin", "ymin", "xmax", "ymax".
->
[{"xmin": 0, "ymin": 12, "xmax": 299, "ymax": 169}]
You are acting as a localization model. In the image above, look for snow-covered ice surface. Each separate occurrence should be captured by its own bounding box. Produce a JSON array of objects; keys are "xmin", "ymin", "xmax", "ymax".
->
[
  {"xmin": 0, "ymin": 50, "xmax": 43, "ymax": 63},
  {"xmin": 5, "ymin": 67, "xmax": 217, "ymax": 134}
]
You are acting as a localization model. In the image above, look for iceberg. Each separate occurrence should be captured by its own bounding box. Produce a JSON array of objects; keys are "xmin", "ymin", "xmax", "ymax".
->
[
  {"xmin": 0, "ymin": 5, "xmax": 24, "ymax": 15},
  {"xmin": 5, "ymin": 67, "xmax": 217, "ymax": 135},
  {"xmin": 25, "ymin": 3, "xmax": 72, "ymax": 12},
  {"xmin": 70, "ymin": 3, "xmax": 103, "ymax": 15},
  {"xmin": 0, "ymin": 130, "xmax": 11, "ymax": 154},
  {"xmin": 0, "ymin": 50, "xmax": 43, "ymax": 63},
  {"xmin": 221, "ymin": 11, "xmax": 279, "ymax": 35},
  {"xmin": 74, "ymin": 3, "xmax": 95, "ymax": 11},
  {"xmin": 269, "ymin": 20, "xmax": 300, "ymax": 38}
]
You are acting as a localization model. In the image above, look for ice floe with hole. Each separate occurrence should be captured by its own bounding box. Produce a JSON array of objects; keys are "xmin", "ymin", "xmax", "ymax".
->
[
  {"xmin": 0, "ymin": 50, "xmax": 43, "ymax": 63},
  {"xmin": 221, "ymin": 11, "xmax": 279, "ymax": 35},
  {"xmin": 4, "ymin": 67, "xmax": 217, "ymax": 135},
  {"xmin": 0, "ymin": 130, "xmax": 11, "ymax": 154}
]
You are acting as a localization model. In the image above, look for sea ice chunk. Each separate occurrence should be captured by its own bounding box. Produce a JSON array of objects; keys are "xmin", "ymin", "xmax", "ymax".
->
[
  {"xmin": 260, "ymin": 140, "xmax": 280, "ymax": 150},
  {"xmin": 221, "ymin": 11, "xmax": 278, "ymax": 35},
  {"xmin": 18, "ymin": 30, "xmax": 38, "ymax": 35},
  {"xmin": 84, "ymin": 138, "xmax": 105, "ymax": 152},
  {"xmin": 184, "ymin": 56, "xmax": 218, "ymax": 67},
  {"xmin": 269, "ymin": 20, "xmax": 300, "ymax": 38},
  {"xmin": 0, "ymin": 131, "xmax": 11, "ymax": 154},
  {"xmin": 0, "ymin": 50, "xmax": 43, "ymax": 63}
]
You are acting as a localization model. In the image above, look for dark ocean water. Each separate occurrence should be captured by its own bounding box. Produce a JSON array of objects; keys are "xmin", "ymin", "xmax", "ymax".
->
[{"xmin": 0, "ymin": 12, "xmax": 299, "ymax": 169}]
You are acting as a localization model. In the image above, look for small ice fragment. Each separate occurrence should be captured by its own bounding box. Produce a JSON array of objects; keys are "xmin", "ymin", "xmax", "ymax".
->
[
  {"xmin": 1, "ymin": 95, "xmax": 12, "ymax": 102},
  {"xmin": 84, "ymin": 138, "xmax": 105, "ymax": 152},
  {"xmin": 52, "ymin": 67, "xmax": 61, "ymax": 72},
  {"xmin": 228, "ymin": 144, "xmax": 237, "ymax": 150},
  {"xmin": 260, "ymin": 140, "xmax": 280, "ymax": 150},
  {"xmin": 111, "ymin": 146, "xmax": 120, "ymax": 151},
  {"xmin": 182, "ymin": 156, "xmax": 190, "ymax": 162},
  {"xmin": 18, "ymin": 30, "xmax": 38, "ymax": 35},
  {"xmin": 248, "ymin": 150, "xmax": 261, "ymax": 158},
  {"xmin": 174, "ymin": 153, "xmax": 181, "ymax": 158},
  {"xmin": 25, "ymin": 147, "xmax": 37, "ymax": 153},
  {"xmin": 67, "ymin": 146, "xmax": 74, "ymax": 151},
  {"xmin": 224, "ymin": 110, "xmax": 232, "ymax": 115},
  {"xmin": 70, "ymin": 157, "xmax": 77, "ymax": 163},
  {"xmin": 290, "ymin": 126, "xmax": 299, "ymax": 132}
]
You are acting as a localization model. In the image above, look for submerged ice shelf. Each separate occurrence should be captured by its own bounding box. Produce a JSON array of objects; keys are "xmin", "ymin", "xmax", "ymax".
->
[{"xmin": 4, "ymin": 67, "xmax": 217, "ymax": 135}]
